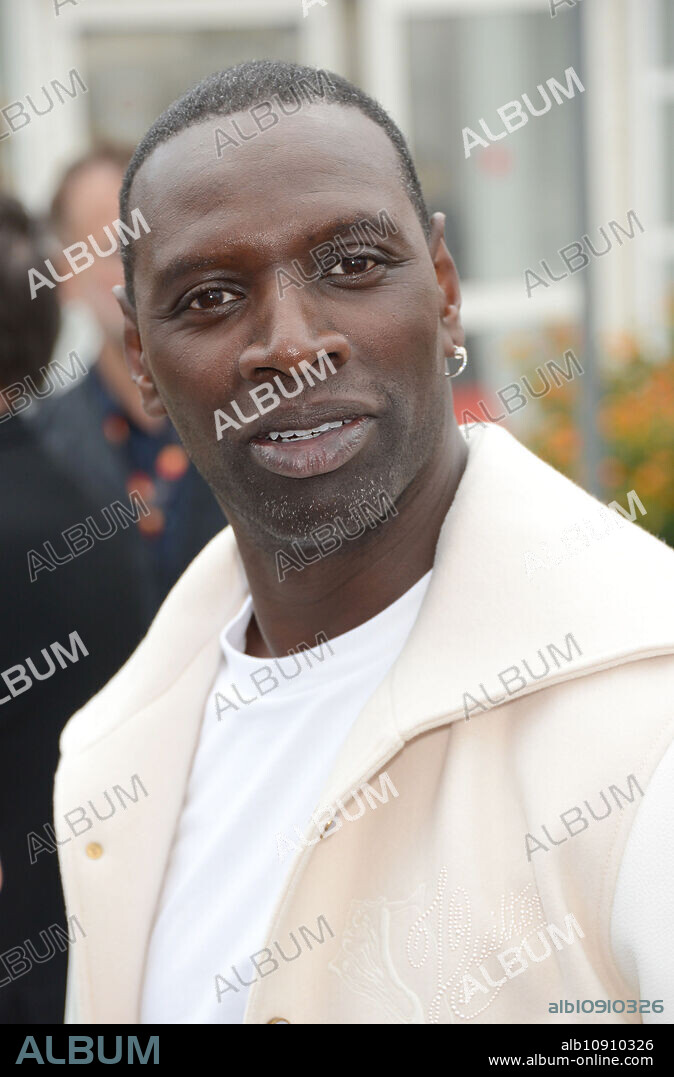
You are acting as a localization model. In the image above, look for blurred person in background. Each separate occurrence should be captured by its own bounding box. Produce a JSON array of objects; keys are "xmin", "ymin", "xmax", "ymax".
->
[
  {"xmin": 37, "ymin": 147, "xmax": 225, "ymax": 611},
  {"xmin": 0, "ymin": 194, "xmax": 149, "ymax": 1024}
]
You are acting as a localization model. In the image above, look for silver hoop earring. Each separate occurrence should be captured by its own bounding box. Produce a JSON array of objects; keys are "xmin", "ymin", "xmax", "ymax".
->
[{"xmin": 445, "ymin": 345, "xmax": 467, "ymax": 378}]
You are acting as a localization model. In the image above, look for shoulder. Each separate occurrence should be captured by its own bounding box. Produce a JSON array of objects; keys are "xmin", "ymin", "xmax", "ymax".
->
[
  {"xmin": 57, "ymin": 524, "xmax": 242, "ymax": 756},
  {"xmin": 462, "ymin": 422, "xmax": 674, "ymax": 600}
]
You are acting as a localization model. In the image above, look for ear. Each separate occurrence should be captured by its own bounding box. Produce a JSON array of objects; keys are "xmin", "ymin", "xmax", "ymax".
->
[
  {"xmin": 427, "ymin": 212, "xmax": 465, "ymax": 359},
  {"xmin": 112, "ymin": 285, "xmax": 167, "ymax": 418}
]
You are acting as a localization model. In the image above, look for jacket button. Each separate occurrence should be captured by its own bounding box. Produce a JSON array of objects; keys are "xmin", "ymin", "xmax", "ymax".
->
[
  {"xmin": 85, "ymin": 842, "xmax": 103, "ymax": 859},
  {"xmin": 267, "ymin": 1018, "xmax": 290, "ymax": 1024}
]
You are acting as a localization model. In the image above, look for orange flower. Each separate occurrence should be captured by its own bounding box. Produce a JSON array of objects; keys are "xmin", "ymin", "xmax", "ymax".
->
[
  {"xmin": 605, "ymin": 332, "xmax": 640, "ymax": 364},
  {"xmin": 631, "ymin": 460, "xmax": 670, "ymax": 500},
  {"xmin": 546, "ymin": 426, "xmax": 581, "ymax": 467}
]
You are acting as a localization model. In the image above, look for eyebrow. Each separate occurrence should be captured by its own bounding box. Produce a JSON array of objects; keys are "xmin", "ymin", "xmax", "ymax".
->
[
  {"xmin": 152, "ymin": 211, "xmax": 402, "ymax": 291},
  {"xmin": 303, "ymin": 213, "xmax": 402, "ymax": 245},
  {"xmin": 153, "ymin": 254, "xmax": 229, "ymax": 292}
]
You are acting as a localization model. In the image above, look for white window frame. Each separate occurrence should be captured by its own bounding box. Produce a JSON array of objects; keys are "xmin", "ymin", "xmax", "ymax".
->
[
  {"xmin": 0, "ymin": 0, "xmax": 346, "ymax": 212},
  {"xmin": 355, "ymin": 0, "xmax": 645, "ymax": 344}
]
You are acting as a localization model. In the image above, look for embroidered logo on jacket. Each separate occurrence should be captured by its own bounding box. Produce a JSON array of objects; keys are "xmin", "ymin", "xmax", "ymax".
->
[{"xmin": 329, "ymin": 868, "xmax": 583, "ymax": 1022}]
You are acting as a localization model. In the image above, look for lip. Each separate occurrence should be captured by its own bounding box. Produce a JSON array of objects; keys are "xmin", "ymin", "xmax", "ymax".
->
[
  {"xmin": 249, "ymin": 416, "xmax": 375, "ymax": 478},
  {"xmin": 246, "ymin": 401, "xmax": 372, "ymax": 442}
]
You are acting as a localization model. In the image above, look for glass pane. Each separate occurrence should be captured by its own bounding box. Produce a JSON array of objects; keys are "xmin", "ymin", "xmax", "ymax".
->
[
  {"xmin": 80, "ymin": 26, "xmax": 300, "ymax": 145},
  {"xmin": 407, "ymin": 10, "xmax": 582, "ymax": 283},
  {"xmin": 661, "ymin": 0, "xmax": 674, "ymax": 66}
]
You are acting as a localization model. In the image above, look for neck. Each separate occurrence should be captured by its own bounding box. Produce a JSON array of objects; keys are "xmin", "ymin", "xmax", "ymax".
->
[
  {"xmin": 236, "ymin": 423, "xmax": 468, "ymax": 658},
  {"xmin": 97, "ymin": 337, "xmax": 166, "ymax": 434}
]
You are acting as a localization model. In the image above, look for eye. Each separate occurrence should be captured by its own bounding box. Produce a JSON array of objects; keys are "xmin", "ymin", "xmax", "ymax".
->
[
  {"xmin": 326, "ymin": 255, "xmax": 377, "ymax": 277},
  {"xmin": 186, "ymin": 287, "xmax": 240, "ymax": 310}
]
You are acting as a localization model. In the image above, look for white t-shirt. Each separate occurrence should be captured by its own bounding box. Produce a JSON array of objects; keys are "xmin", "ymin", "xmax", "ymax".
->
[
  {"xmin": 140, "ymin": 572, "xmax": 674, "ymax": 1024},
  {"xmin": 140, "ymin": 571, "xmax": 432, "ymax": 1024}
]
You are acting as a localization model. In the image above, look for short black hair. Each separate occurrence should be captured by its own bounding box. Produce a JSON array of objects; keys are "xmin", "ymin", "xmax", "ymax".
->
[
  {"xmin": 119, "ymin": 60, "xmax": 430, "ymax": 305},
  {"xmin": 0, "ymin": 195, "xmax": 60, "ymax": 388}
]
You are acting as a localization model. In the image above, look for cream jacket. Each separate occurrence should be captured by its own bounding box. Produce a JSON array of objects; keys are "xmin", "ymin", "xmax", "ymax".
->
[{"xmin": 54, "ymin": 424, "xmax": 674, "ymax": 1024}]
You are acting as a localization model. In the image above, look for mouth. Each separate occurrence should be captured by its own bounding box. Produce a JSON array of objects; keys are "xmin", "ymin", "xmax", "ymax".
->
[
  {"xmin": 249, "ymin": 413, "xmax": 375, "ymax": 478},
  {"xmin": 259, "ymin": 418, "xmax": 354, "ymax": 443}
]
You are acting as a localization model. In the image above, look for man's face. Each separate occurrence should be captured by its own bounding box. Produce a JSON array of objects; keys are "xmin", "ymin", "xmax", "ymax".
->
[
  {"xmin": 58, "ymin": 162, "xmax": 127, "ymax": 345},
  {"xmin": 127, "ymin": 103, "xmax": 460, "ymax": 545}
]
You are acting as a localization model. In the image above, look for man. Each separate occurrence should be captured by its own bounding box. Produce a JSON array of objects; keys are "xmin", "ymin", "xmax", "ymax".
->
[
  {"xmin": 0, "ymin": 195, "xmax": 147, "ymax": 1023},
  {"xmin": 54, "ymin": 62, "xmax": 674, "ymax": 1025},
  {"xmin": 36, "ymin": 147, "xmax": 225, "ymax": 610}
]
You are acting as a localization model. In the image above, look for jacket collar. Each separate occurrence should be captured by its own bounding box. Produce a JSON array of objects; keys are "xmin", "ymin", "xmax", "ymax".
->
[
  {"xmin": 393, "ymin": 421, "xmax": 674, "ymax": 734},
  {"xmin": 304, "ymin": 423, "xmax": 674, "ymax": 811}
]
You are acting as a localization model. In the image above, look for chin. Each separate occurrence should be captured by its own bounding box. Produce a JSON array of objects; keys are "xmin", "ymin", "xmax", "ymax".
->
[{"xmin": 229, "ymin": 470, "xmax": 402, "ymax": 550}]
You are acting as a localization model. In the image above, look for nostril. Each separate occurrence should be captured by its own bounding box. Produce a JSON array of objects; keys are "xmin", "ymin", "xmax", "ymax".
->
[{"xmin": 238, "ymin": 338, "xmax": 349, "ymax": 382}]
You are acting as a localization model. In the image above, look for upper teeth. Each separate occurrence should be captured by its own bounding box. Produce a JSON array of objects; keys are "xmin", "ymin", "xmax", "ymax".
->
[{"xmin": 266, "ymin": 420, "xmax": 349, "ymax": 441}]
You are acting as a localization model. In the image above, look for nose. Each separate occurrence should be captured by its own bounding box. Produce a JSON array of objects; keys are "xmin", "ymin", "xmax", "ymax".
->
[{"xmin": 238, "ymin": 284, "xmax": 351, "ymax": 384}]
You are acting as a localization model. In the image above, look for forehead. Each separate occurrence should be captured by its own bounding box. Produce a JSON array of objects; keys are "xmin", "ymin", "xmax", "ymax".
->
[{"xmin": 129, "ymin": 103, "xmax": 417, "ymax": 279}]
